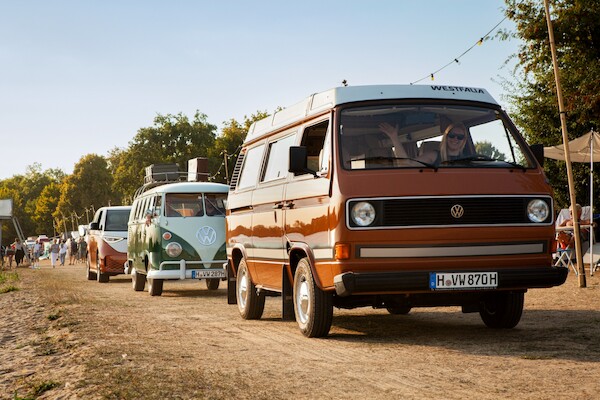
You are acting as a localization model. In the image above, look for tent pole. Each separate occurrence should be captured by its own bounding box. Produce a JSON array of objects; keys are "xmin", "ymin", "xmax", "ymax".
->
[
  {"xmin": 544, "ymin": 0, "xmax": 586, "ymax": 287},
  {"xmin": 591, "ymin": 129, "xmax": 595, "ymax": 275}
]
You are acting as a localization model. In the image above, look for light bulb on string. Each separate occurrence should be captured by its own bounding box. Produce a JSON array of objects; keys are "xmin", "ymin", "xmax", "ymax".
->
[{"xmin": 430, "ymin": 74, "xmax": 434, "ymax": 81}]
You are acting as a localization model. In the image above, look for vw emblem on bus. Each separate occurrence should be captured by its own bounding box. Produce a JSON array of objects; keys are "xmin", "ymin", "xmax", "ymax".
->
[
  {"xmin": 450, "ymin": 204, "xmax": 465, "ymax": 219},
  {"xmin": 196, "ymin": 226, "xmax": 217, "ymax": 246}
]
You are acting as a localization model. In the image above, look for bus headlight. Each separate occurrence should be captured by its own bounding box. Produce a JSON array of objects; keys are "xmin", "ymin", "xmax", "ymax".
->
[
  {"xmin": 165, "ymin": 242, "xmax": 182, "ymax": 257},
  {"xmin": 527, "ymin": 199, "xmax": 549, "ymax": 223},
  {"xmin": 351, "ymin": 202, "xmax": 376, "ymax": 227}
]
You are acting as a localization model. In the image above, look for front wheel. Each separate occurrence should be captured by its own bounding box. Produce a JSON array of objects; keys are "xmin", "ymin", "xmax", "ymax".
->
[
  {"xmin": 205, "ymin": 278, "xmax": 220, "ymax": 290},
  {"xmin": 96, "ymin": 252, "xmax": 109, "ymax": 283},
  {"xmin": 479, "ymin": 291, "xmax": 524, "ymax": 329},
  {"xmin": 148, "ymin": 278, "xmax": 163, "ymax": 296},
  {"xmin": 132, "ymin": 269, "xmax": 146, "ymax": 291},
  {"xmin": 236, "ymin": 259, "xmax": 265, "ymax": 319},
  {"xmin": 293, "ymin": 257, "xmax": 333, "ymax": 338}
]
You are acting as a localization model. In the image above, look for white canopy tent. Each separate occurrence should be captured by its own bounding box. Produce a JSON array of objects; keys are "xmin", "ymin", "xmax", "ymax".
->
[{"xmin": 544, "ymin": 129, "xmax": 600, "ymax": 274}]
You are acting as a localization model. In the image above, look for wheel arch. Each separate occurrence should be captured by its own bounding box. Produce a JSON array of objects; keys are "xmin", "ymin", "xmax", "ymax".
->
[{"xmin": 288, "ymin": 243, "xmax": 324, "ymax": 290}]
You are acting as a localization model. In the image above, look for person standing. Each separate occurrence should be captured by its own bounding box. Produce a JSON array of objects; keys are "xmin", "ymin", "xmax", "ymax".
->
[
  {"xmin": 78, "ymin": 237, "xmax": 87, "ymax": 263},
  {"xmin": 32, "ymin": 240, "xmax": 41, "ymax": 269},
  {"xmin": 69, "ymin": 238, "xmax": 78, "ymax": 265},
  {"xmin": 59, "ymin": 239, "xmax": 68, "ymax": 266},
  {"xmin": 49, "ymin": 239, "xmax": 60, "ymax": 268},
  {"xmin": 13, "ymin": 238, "xmax": 26, "ymax": 267}
]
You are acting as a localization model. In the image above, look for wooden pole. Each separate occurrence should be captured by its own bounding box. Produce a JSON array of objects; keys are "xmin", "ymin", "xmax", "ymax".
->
[{"xmin": 544, "ymin": 0, "xmax": 586, "ymax": 287}]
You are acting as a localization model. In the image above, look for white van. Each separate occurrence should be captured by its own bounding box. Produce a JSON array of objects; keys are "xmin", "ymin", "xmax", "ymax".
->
[
  {"xmin": 86, "ymin": 206, "xmax": 132, "ymax": 282},
  {"xmin": 127, "ymin": 181, "xmax": 229, "ymax": 296}
]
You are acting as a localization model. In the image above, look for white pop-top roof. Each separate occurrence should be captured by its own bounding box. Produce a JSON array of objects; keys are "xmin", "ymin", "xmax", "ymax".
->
[{"xmin": 245, "ymin": 84, "xmax": 498, "ymax": 144}]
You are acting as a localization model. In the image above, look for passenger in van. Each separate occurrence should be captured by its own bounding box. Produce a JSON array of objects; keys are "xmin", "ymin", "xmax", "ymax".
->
[
  {"xmin": 378, "ymin": 122, "xmax": 475, "ymax": 165},
  {"xmin": 165, "ymin": 198, "xmax": 182, "ymax": 217}
]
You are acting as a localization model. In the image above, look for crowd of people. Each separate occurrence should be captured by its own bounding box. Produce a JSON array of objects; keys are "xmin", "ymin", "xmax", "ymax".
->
[{"xmin": 1, "ymin": 235, "xmax": 87, "ymax": 269}]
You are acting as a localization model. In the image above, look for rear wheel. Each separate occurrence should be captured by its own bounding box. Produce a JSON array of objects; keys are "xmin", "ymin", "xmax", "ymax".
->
[
  {"xmin": 236, "ymin": 259, "xmax": 265, "ymax": 319},
  {"xmin": 293, "ymin": 257, "xmax": 333, "ymax": 338},
  {"xmin": 132, "ymin": 269, "xmax": 146, "ymax": 291},
  {"xmin": 479, "ymin": 291, "xmax": 524, "ymax": 329},
  {"xmin": 86, "ymin": 259, "xmax": 96, "ymax": 280},
  {"xmin": 148, "ymin": 278, "xmax": 163, "ymax": 296},
  {"xmin": 386, "ymin": 305, "xmax": 411, "ymax": 315},
  {"xmin": 205, "ymin": 278, "xmax": 220, "ymax": 290}
]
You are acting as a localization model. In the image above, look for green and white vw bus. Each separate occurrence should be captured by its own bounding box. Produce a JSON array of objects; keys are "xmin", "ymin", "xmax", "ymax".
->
[{"xmin": 126, "ymin": 181, "xmax": 229, "ymax": 296}]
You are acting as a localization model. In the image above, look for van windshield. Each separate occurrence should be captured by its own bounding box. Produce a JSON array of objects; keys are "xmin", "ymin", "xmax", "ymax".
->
[
  {"xmin": 164, "ymin": 193, "xmax": 227, "ymax": 217},
  {"xmin": 105, "ymin": 210, "xmax": 130, "ymax": 231},
  {"xmin": 339, "ymin": 104, "xmax": 534, "ymax": 170}
]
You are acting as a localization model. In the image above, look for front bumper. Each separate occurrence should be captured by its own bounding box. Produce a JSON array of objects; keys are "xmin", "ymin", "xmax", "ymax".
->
[
  {"xmin": 147, "ymin": 259, "xmax": 227, "ymax": 280},
  {"xmin": 333, "ymin": 266, "xmax": 569, "ymax": 297}
]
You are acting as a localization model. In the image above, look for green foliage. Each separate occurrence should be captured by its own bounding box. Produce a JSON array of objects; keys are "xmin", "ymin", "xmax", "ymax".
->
[
  {"xmin": 475, "ymin": 141, "xmax": 506, "ymax": 160},
  {"xmin": 503, "ymin": 0, "xmax": 600, "ymax": 209}
]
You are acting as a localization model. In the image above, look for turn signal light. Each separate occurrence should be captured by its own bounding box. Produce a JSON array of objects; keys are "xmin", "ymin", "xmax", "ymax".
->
[{"xmin": 335, "ymin": 243, "xmax": 351, "ymax": 260}]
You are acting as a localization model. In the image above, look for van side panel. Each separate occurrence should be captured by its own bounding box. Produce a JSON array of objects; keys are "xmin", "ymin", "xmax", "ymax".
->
[
  {"xmin": 284, "ymin": 176, "xmax": 332, "ymax": 284},
  {"xmin": 249, "ymin": 181, "xmax": 286, "ymax": 290}
]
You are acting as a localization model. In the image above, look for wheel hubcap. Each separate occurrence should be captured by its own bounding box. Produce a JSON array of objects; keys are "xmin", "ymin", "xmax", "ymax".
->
[
  {"xmin": 296, "ymin": 278, "xmax": 310, "ymax": 324},
  {"xmin": 238, "ymin": 270, "xmax": 248, "ymax": 308}
]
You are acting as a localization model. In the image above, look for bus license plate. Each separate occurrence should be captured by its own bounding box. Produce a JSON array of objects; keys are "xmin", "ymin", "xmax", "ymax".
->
[
  {"xmin": 192, "ymin": 269, "xmax": 226, "ymax": 279},
  {"xmin": 430, "ymin": 272, "xmax": 498, "ymax": 290}
]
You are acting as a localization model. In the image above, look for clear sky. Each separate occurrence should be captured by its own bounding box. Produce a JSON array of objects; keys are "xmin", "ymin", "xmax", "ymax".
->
[{"xmin": 0, "ymin": 0, "xmax": 520, "ymax": 180}]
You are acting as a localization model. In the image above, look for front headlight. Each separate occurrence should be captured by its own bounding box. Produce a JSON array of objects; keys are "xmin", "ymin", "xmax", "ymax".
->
[
  {"xmin": 165, "ymin": 242, "xmax": 182, "ymax": 257},
  {"xmin": 351, "ymin": 202, "xmax": 376, "ymax": 227},
  {"xmin": 527, "ymin": 199, "xmax": 549, "ymax": 223}
]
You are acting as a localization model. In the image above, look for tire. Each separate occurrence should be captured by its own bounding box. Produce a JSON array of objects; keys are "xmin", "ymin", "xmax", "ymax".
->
[
  {"xmin": 132, "ymin": 269, "xmax": 146, "ymax": 291},
  {"xmin": 236, "ymin": 259, "xmax": 265, "ymax": 319},
  {"xmin": 148, "ymin": 278, "xmax": 163, "ymax": 296},
  {"xmin": 205, "ymin": 278, "xmax": 220, "ymax": 290},
  {"xmin": 96, "ymin": 252, "xmax": 109, "ymax": 283},
  {"xmin": 86, "ymin": 259, "xmax": 97, "ymax": 280},
  {"xmin": 293, "ymin": 257, "xmax": 333, "ymax": 338},
  {"xmin": 479, "ymin": 291, "xmax": 524, "ymax": 329},
  {"xmin": 386, "ymin": 305, "xmax": 411, "ymax": 315}
]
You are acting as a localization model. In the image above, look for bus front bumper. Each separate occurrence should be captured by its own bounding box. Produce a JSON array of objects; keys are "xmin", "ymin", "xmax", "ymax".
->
[{"xmin": 333, "ymin": 266, "xmax": 569, "ymax": 297}]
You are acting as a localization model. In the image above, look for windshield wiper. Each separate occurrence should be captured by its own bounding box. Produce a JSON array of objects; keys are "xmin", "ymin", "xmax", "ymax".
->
[
  {"xmin": 351, "ymin": 156, "xmax": 438, "ymax": 170},
  {"xmin": 441, "ymin": 155, "xmax": 527, "ymax": 170}
]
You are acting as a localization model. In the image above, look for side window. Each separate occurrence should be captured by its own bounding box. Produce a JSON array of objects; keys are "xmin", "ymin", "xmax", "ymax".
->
[
  {"xmin": 130, "ymin": 201, "xmax": 139, "ymax": 223},
  {"xmin": 154, "ymin": 195, "xmax": 162, "ymax": 216},
  {"xmin": 237, "ymin": 144, "xmax": 265, "ymax": 190},
  {"xmin": 300, "ymin": 120, "xmax": 330, "ymax": 173},
  {"xmin": 261, "ymin": 134, "xmax": 296, "ymax": 182}
]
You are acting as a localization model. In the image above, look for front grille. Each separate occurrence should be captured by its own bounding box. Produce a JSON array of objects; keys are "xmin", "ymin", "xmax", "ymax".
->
[{"xmin": 348, "ymin": 196, "xmax": 552, "ymax": 228}]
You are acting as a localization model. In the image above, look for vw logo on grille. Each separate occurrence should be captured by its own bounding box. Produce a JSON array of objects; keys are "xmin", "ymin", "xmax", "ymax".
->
[
  {"xmin": 450, "ymin": 204, "xmax": 465, "ymax": 219},
  {"xmin": 196, "ymin": 226, "xmax": 217, "ymax": 246}
]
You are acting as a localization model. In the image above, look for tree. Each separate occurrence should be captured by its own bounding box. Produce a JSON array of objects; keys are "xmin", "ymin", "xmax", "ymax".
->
[
  {"xmin": 503, "ymin": 0, "xmax": 600, "ymax": 208},
  {"xmin": 475, "ymin": 141, "xmax": 506, "ymax": 160},
  {"xmin": 56, "ymin": 154, "xmax": 114, "ymax": 232},
  {"xmin": 0, "ymin": 164, "xmax": 66, "ymax": 245},
  {"xmin": 111, "ymin": 111, "xmax": 218, "ymax": 202}
]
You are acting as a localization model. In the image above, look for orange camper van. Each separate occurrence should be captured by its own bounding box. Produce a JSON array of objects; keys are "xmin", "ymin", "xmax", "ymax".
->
[{"xmin": 225, "ymin": 84, "xmax": 567, "ymax": 337}]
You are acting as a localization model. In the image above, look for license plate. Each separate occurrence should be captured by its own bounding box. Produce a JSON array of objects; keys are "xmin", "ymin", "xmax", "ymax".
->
[
  {"xmin": 430, "ymin": 272, "xmax": 498, "ymax": 290},
  {"xmin": 192, "ymin": 269, "xmax": 226, "ymax": 279}
]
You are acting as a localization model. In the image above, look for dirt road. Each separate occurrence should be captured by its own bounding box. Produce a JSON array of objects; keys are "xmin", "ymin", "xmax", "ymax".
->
[{"xmin": 2, "ymin": 260, "xmax": 600, "ymax": 399}]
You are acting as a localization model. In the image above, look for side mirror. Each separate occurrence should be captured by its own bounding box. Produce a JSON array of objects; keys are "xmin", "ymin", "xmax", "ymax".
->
[
  {"xmin": 289, "ymin": 146, "xmax": 317, "ymax": 177},
  {"xmin": 89, "ymin": 222, "xmax": 99, "ymax": 230},
  {"xmin": 530, "ymin": 144, "xmax": 544, "ymax": 167}
]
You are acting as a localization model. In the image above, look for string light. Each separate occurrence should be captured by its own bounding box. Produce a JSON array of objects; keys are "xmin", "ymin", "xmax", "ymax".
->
[{"xmin": 411, "ymin": 16, "xmax": 507, "ymax": 85}]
